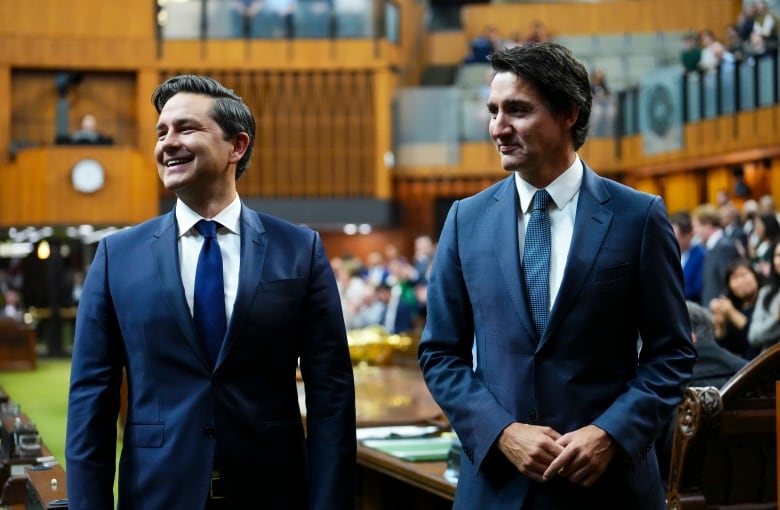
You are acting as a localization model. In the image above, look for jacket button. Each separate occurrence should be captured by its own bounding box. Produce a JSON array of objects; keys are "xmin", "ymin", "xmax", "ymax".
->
[{"xmin": 204, "ymin": 426, "xmax": 216, "ymax": 439}]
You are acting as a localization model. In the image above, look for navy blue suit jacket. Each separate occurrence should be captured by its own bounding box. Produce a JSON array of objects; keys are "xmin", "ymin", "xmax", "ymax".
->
[
  {"xmin": 682, "ymin": 243, "xmax": 705, "ymax": 303},
  {"xmin": 66, "ymin": 206, "xmax": 356, "ymax": 510},
  {"xmin": 418, "ymin": 166, "xmax": 696, "ymax": 509}
]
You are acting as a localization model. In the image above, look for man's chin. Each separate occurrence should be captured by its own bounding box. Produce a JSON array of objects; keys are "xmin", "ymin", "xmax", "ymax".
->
[{"xmin": 500, "ymin": 156, "xmax": 522, "ymax": 172}]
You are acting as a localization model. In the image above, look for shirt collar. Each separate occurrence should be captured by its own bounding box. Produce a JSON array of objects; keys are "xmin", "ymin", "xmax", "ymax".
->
[
  {"xmin": 175, "ymin": 195, "xmax": 242, "ymax": 238},
  {"xmin": 514, "ymin": 155, "xmax": 583, "ymax": 213},
  {"xmin": 706, "ymin": 228, "xmax": 724, "ymax": 250}
]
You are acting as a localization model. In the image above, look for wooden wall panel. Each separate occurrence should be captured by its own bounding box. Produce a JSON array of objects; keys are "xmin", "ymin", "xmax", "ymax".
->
[
  {"xmin": 0, "ymin": 66, "xmax": 9, "ymax": 165},
  {"xmin": 0, "ymin": 147, "xmax": 157, "ymax": 226},
  {"xmin": 0, "ymin": 0, "xmax": 154, "ymax": 39},
  {"xmin": 11, "ymin": 70, "xmax": 136, "ymax": 147},
  {"xmin": 461, "ymin": 0, "xmax": 739, "ymax": 40},
  {"xmin": 662, "ymin": 173, "xmax": 704, "ymax": 215}
]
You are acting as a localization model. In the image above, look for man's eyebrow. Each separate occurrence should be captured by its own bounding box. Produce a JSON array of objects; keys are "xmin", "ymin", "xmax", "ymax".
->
[
  {"xmin": 156, "ymin": 116, "xmax": 199, "ymax": 131},
  {"xmin": 487, "ymin": 99, "xmax": 530, "ymax": 109}
]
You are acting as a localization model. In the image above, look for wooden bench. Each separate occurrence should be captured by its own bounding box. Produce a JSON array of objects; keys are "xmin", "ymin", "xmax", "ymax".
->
[
  {"xmin": 0, "ymin": 318, "xmax": 37, "ymax": 370},
  {"xmin": 667, "ymin": 343, "xmax": 780, "ymax": 510}
]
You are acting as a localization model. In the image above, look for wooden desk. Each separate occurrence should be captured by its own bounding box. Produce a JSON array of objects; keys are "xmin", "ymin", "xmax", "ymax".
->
[
  {"xmin": 0, "ymin": 318, "xmax": 37, "ymax": 371},
  {"xmin": 25, "ymin": 464, "xmax": 68, "ymax": 510},
  {"xmin": 347, "ymin": 366, "xmax": 458, "ymax": 508},
  {"xmin": 0, "ymin": 414, "xmax": 52, "ymax": 509},
  {"xmin": 356, "ymin": 442, "xmax": 455, "ymax": 510}
]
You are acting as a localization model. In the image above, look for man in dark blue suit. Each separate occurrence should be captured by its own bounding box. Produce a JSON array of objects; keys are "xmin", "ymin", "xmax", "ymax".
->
[
  {"xmin": 418, "ymin": 43, "xmax": 696, "ymax": 510},
  {"xmin": 671, "ymin": 211, "xmax": 706, "ymax": 303},
  {"xmin": 66, "ymin": 75, "xmax": 356, "ymax": 509}
]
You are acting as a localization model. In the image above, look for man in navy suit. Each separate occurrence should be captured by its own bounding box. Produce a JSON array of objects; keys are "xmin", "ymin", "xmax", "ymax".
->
[
  {"xmin": 66, "ymin": 75, "xmax": 356, "ymax": 509},
  {"xmin": 671, "ymin": 211, "xmax": 706, "ymax": 303},
  {"xmin": 418, "ymin": 43, "xmax": 696, "ymax": 509}
]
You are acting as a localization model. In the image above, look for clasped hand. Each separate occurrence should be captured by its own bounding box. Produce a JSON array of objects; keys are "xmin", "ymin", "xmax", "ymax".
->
[{"xmin": 497, "ymin": 422, "xmax": 615, "ymax": 487}]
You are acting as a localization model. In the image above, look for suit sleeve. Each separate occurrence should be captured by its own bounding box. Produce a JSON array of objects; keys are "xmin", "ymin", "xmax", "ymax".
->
[
  {"xmin": 65, "ymin": 239, "xmax": 124, "ymax": 510},
  {"xmin": 418, "ymin": 201, "xmax": 517, "ymax": 472},
  {"xmin": 298, "ymin": 232, "xmax": 357, "ymax": 510},
  {"xmin": 591, "ymin": 196, "xmax": 697, "ymax": 465}
]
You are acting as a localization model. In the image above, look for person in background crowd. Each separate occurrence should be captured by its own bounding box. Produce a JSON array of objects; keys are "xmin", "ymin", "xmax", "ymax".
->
[
  {"xmin": 656, "ymin": 300, "xmax": 747, "ymax": 485},
  {"xmin": 748, "ymin": 213, "xmax": 780, "ymax": 277},
  {"xmin": 692, "ymin": 203, "xmax": 742, "ymax": 307},
  {"xmin": 418, "ymin": 42, "xmax": 695, "ymax": 510},
  {"xmin": 748, "ymin": 238, "xmax": 780, "ymax": 353},
  {"xmin": 66, "ymin": 74, "xmax": 356, "ymax": 510},
  {"xmin": 71, "ymin": 113, "xmax": 113, "ymax": 144},
  {"xmin": 412, "ymin": 234, "xmax": 435, "ymax": 284},
  {"xmin": 680, "ymin": 31, "xmax": 702, "ymax": 73},
  {"xmin": 671, "ymin": 211, "xmax": 706, "ymax": 303},
  {"xmin": 1, "ymin": 288, "xmax": 23, "ymax": 321},
  {"xmin": 710, "ymin": 258, "xmax": 762, "ymax": 359}
]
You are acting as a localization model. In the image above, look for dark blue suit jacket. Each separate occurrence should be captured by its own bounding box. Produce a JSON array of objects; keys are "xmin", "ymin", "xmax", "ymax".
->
[
  {"xmin": 418, "ymin": 166, "xmax": 696, "ymax": 509},
  {"xmin": 682, "ymin": 243, "xmax": 705, "ymax": 303},
  {"xmin": 66, "ymin": 206, "xmax": 356, "ymax": 510}
]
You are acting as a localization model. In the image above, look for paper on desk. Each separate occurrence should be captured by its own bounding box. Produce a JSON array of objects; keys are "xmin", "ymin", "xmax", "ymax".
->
[
  {"xmin": 356, "ymin": 425, "xmax": 440, "ymax": 440},
  {"xmin": 361, "ymin": 436, "xmax": 454, "ymax": 462}
]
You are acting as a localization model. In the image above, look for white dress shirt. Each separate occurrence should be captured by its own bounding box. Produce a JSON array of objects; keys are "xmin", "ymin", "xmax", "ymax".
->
[
  {"xmin": 176, "ymin": 195, "xmax": 242, "ymax": 326},
  {"xmin": 515, "ymin": 156, "xmax": 583, "ymax": 312}
]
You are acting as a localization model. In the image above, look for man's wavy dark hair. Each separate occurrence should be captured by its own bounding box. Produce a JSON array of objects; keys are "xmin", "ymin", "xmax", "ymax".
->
[{"xmin": 489, "ymin": 42, "xmax": 592, "ymax": 150}]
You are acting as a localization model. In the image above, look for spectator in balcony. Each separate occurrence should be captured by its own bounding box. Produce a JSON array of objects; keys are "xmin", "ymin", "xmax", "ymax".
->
[
  {"xmin": 725, "ymin": 23, "xmax": 747, "ymax": 61},
  {"xmin": 737, "ymin": 2, "xmax": 759, "ymax": 42},
  {"xmin": 752, "ymin": 0, "xmax": 778, "ymax": 50},
  {"xmin": 465, "ymin": 25, "xmax": 503, "ymax": 64},
  {"xmin": 589, "ymin": 68, "xmax": 615, "ymax": 138},
  {"xmin": 525, "ymin": 20, "xmax": 550, "ymax": 43},
  {"xmin": 679, "ymin": 31, "xmax": 702, "ymax": 73},
  {"xmin": 746, "ymin": 32, "xmax": 771, "ymax": 62}
]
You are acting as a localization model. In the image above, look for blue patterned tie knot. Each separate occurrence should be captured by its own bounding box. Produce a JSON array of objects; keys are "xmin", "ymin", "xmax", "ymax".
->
[
  {"xmin": 194, "ymin": 220, "xmax": 227, "ymax": 367},
  {"xmin": 523, "ymin": 189, "xmax": 552, "ymax": 338}
]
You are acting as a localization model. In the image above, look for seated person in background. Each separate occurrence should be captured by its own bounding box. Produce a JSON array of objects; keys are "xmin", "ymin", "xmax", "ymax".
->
[
  {"xmin": 1, "ymin": 288, "xmax": 24, "ymax": 321},
  {"xmin": 748, "ymin": 238, "xmax": 780, "ymax": 352},
  {"xmin": 710, "ymin": 258, "xmax": 762, "ymax": 360},
  {"xmin": 656, "ymin": 300, "xmax": 748, "ymax": 485},
  {"xmin": 71, "ymin": 113, "xmax": 113, "ymax": 145}
]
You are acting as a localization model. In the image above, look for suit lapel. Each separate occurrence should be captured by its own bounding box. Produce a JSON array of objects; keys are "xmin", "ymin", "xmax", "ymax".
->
[
  {"xmin": 489, "ymin": 176, "xmax": 538, "ymax": 343},
  {"xmin": 541, "ymin": 166, "xmax": 613, "ymax": 348},
  {"xmin": 215, "ymin": 207, "xmax": 267, "ymax": 368},
  {"xmin": 150, "ymin": 210, "xmax": 210, "ymax": 368}
]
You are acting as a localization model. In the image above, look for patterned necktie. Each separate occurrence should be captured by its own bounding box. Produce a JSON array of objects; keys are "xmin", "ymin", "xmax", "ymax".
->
[
  {"xmin": 523, "ymin": 189, "xmax": 552, "ymax": 338},
  {"xmin": 193, "ymin": 220, "xmax": 227, "ymax": 367}
]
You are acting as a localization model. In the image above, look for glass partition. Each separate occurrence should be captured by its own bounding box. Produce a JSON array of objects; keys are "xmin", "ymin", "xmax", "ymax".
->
[{"xmin": 156, "ymin": 0, "xmax": 394, "ymax": 41}]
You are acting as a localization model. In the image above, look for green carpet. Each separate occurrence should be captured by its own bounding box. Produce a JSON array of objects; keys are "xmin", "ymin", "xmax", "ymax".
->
[
  {"xmin": 0, "ymin": 359, "xmax": 121, "ymax": 504},
  {"xmin": 0, "ymin": 359, "xmax": 71, "ymax": 467}
]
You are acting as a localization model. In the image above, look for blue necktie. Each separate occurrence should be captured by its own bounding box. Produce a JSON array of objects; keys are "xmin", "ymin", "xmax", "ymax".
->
[
  {"xmin": 194, "ymin": 220, "xmax": 227, "ymax": 367},
  {"xmin": 523, "ymin": 190, "xmax": 552, "ymax": 338}
]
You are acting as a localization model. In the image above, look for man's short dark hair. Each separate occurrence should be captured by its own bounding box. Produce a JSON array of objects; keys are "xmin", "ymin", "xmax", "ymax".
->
[
  {"xmin": 489, "ymin": 42, "xmax": 592, "ymax": 150},
  {"xmin": 670, "ymin": 211, "xmax": 693, "ymax": 235},
  {"xmin": 151, "ymin": 74, "xmax": 256, "ymax": 179}
]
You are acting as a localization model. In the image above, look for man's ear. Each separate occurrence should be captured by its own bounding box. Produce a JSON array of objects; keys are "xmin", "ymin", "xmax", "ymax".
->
[
  {"xmin": 691, "ymin": 332, "xmax": 698, "ymax": 344},
  {"xmin": 229, "ymin": 132, "xmax": 251, "ymax": 163}
]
